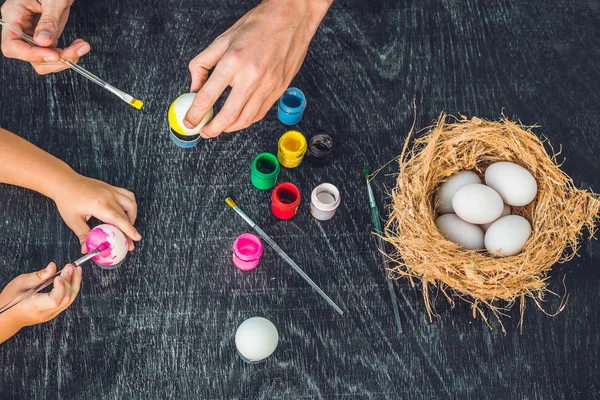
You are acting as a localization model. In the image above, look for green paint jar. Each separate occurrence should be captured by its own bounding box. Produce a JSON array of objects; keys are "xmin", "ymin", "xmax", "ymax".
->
[{"xmin": 251, "ymin": 153, "xmax": 281, "ymax": 190}]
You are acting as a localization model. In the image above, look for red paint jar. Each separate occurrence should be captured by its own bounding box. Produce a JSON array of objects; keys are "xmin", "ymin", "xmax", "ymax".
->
[{"xmin": 271, "ymin": 182, "xmax": 301, "ymax": 220}]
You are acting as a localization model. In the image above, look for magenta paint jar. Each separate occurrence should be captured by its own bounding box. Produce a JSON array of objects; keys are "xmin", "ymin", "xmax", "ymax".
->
[{"xmin": 232, "ymin": 233, "xmax": 263, "ymax": 271}]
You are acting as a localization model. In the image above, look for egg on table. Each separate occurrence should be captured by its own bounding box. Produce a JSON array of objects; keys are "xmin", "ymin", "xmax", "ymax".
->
[
  {"xmin": 481, "ymin": 204, "xmax": 511, "ymax": 232},
  {"xmin": 85, "ymin": 224, "xmax": 129, "ymax": 269},
  {"xmin": 434, "ymin": 170, "xmax": 482, "ymax": 214},
  {"xmin": 168, "ymin": 92, "xmax": 214, "ymax": 148},
  {"xmin": 484, "ymin": 162, "xmax": 538, "ymax": 206},
  {"xmin": 484, "ymin": 215, "xmax": 532, "ymax": 257},
  {"xmin": 235, "ymin": 317, "xmax": 279, "ymax": 363},
  {"xmin": 435, "ymin": 213, "xmax": 485, "ymax": 250},
  {"xmin": 452, "ymin": 183, "xmax": 504, "ymax": 224}
]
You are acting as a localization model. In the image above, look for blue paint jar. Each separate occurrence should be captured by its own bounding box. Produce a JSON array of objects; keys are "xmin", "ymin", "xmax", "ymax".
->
[{"xmin": 277, "ymin": 87, "xmax": 306, "ymax": 125}]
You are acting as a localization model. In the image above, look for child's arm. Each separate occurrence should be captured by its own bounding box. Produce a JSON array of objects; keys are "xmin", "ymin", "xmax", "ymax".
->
[
  {"xmin": 0, "ymin": 263, "xmax": 81, "ymax": 344},
  {"xmin": 0, "ymin": 127, "xmax": 141, "ymax": 251}
]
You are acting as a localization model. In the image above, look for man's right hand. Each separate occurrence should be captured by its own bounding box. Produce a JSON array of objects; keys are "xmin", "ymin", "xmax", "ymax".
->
[{"xmin": 1, "ymin": 0, "xmax": 90, "ymax": 74}]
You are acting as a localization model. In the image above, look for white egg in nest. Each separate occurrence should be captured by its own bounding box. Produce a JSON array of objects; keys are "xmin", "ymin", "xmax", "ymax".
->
[
  {"xmin": 484, "ymin": 215, "xmax": 532, "ymax": 257},
  {"xmin": 452, "ymin": 183, "xmax": 504, "ymax": 224},
  {"xmin": 435, "ymin": 213, "xmax": 485, "ymax": 250},
  {"xmin": 434, "ymin": 170, "xmax": 481, "ymax": 214},
  {"xmin": 485, "ymin": 162, "xmax": 538, "ymax": 207}
]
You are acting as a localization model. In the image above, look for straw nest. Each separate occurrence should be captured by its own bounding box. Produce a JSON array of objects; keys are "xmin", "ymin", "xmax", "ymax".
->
[{"xmin": 384, "ymin": 114, "xmax": 600, "ymax": 331}]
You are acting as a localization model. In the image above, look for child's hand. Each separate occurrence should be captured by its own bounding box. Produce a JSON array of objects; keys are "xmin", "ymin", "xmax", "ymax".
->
[
  {"xmin": 0, "ymin": 129, "xmax": 138, "ymax": 252},
  {"xmin": 0, "ymin": 263, "xmax": 81, "ymax": 338},
  {"xmin": 53, "ymin": 174, "xmax": 141, "ymax": 253}
]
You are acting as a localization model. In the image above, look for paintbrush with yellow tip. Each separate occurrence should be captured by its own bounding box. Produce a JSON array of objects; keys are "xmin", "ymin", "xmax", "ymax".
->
[
  {"xmin": 0, "ymin": 19, "xmax": 144, "ymax": 110},
  {"xmin": 225, "ymin": 197, "xmax": 344, "ymax": 315}
]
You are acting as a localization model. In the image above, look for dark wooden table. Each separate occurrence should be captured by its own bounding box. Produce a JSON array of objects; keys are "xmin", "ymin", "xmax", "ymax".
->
[{"xmin": 1, "ymin": 1, "xmax": 599, "ymax": 398}]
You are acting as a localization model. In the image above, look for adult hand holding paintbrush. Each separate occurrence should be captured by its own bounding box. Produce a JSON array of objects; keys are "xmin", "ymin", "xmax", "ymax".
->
[
  {"xmin": 1, "ymin": 2, "xmax": 143, "ymax": 108},
  {"xmin": 1, "ymin": 0, "xmax": 90, "ymax": 75}
]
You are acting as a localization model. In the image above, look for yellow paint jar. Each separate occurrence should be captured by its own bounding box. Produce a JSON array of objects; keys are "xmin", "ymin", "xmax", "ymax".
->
[{"xmin": 277, "ymin": 130, "xmax": 307, "ymax": 168}]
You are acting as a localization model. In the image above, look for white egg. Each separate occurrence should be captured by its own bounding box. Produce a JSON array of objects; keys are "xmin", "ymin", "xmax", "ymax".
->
[
  {"xmin": 172, "ymin": 93, "xmax": 214, "ymax": 136},
  {"xmin": 480, "ymin": 204, "xmax": 511, "ymax": 232},
  {"xmin": 235, "ymin": 317, "xmax": 279, "ymax": 363},
  {"xmin": 452, "ymin": 183, "xmax": 504, "ymax": 224},
  {"xmin": 435, "ymin": 213, "xmax": 485, "ymax": 250},
  {"xmin": 484, "ymin": 215, "xmax": 532, "ymax": 257},
  {"xmin": 434, "ymin": 170, "xmax": 481, "ymax": 214},
  {"xmin": 484, "ymin": 162, "xmax": 538, "ymax": 206}
]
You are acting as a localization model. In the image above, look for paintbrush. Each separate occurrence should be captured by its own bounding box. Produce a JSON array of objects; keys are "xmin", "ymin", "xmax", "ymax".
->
[
  {"xmin": 225, "ymin": 197, "xmax": 344, "ymax": 315},
  {"xmin": 364, "ymin": 169, "xmax": 402, "ymax": 333},
  {"xmin": 0, "ymin": 19, "xmax": 144, "ymax": 110},
  {"xmin": 0, "ymin": 242, "xmax": 109, "ymax": 315}
]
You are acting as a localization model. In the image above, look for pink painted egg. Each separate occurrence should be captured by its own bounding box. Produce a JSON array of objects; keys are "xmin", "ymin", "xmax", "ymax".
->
[{"xmin": 85, "ymin": 224, "xmax": 129, "ymax": 268}]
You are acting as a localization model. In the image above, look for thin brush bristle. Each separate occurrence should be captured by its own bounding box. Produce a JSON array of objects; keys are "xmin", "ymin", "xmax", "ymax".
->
[
  {"xmin": 130, "ymin": 98, "xmax": 144, "ymax": 110},
  {"xmin": 97, "ymin": 242, "xmax": 110, "ymax": 252},
  {"xmin": 225, "ymin": 198, "xmax": 236, "ymax": 208}
]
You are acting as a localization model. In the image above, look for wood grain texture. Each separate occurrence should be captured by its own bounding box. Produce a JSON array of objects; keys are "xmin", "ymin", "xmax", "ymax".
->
[{"xmin": 0, "ymin": 0, "xmax": 599, "ymax": 398}]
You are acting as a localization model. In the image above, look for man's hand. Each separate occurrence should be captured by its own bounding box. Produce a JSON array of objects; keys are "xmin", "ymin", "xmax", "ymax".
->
[
  {"xmin": 1, "ymin": 0, "xmax": 90, "ymax": 74},
  {"xmin": 184, "ymin": 0, "xmax": 332, "ymax": 138}
]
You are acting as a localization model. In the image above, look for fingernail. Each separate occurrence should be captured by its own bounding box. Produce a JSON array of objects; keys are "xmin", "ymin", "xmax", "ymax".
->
[
  {"xmin": 183, "ymin": 120, "xmax": 195, "ymax": 129},
  {"xmin": 200, "ymin": 131, "xmax": 209, "ymax": 139},
  {"xmin": 66, "ymin": 268, "xmax": 73, "ymax": 278},
  {"xmin": 134, "ymin": 232, "xmax": 142, "ymax": 240},
  {"xmin": 77, "ymin": 44, "xmax": 90, "ymax": 57},
  {"xmin": 36, "ymin": 31, "xmax": 53, "ymax": 40},
  {"xmin": 76, "ymin": 267, "xmax": 82, "ymax": 276},
  {"xmin": 45, "ymin": 264, "xmax": 52, "ymax": 273},
  {"xmin": 43, "ymin": 55, "xmax": 59, "ymax": 62}
]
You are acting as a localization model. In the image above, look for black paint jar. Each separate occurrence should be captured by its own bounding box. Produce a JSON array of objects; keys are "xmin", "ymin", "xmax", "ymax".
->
[{"xmin": 306, "ymin": 131, "xmax": 334, "ymax": 166}]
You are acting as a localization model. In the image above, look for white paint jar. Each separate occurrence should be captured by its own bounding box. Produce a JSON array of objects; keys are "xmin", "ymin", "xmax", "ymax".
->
[{"xmin": 310, "ymin": 183, "xmax": 341, "ymax": 221}]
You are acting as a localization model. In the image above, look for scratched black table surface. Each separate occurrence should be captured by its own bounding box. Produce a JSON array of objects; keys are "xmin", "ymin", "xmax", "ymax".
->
[{"xmin": 1, "ymin": 1, "xmax": 599, "ymax": 399}]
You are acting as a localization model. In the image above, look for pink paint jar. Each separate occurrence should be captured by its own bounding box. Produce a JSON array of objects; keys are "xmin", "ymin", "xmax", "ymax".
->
[{"xmin": 232, "ymin": 233, "xmax": 263, "ymax": 271}]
